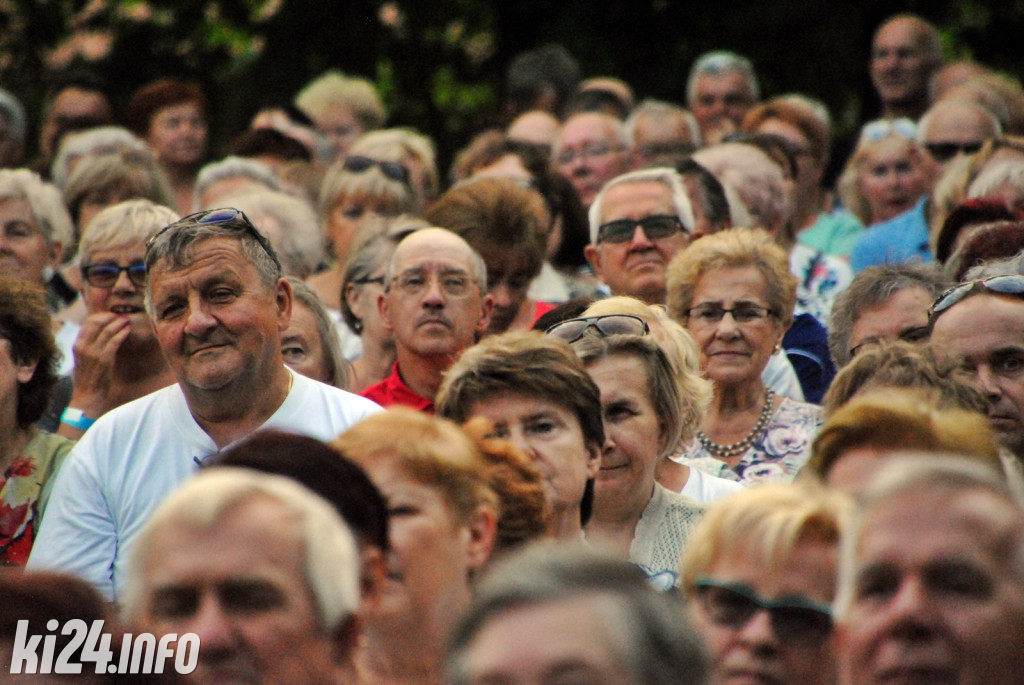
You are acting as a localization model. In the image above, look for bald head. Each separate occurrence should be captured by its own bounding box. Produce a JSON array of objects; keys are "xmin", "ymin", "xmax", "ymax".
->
[
  {"xmin": 870, "ymin": 14, "xmax": 942, "ymax": 119},
  {"xmin": 507, "ymin": 110, "xmax": 561, "ymax": 151},
  {"xmin": 918, "ymin": 99, "xmax": 1001, "ymax": 173}
]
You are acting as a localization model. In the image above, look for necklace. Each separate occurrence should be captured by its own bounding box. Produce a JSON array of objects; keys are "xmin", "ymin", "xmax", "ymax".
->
[{"xmin": 697, "ymin": 389, "xmax": 776, "ymax": 458}]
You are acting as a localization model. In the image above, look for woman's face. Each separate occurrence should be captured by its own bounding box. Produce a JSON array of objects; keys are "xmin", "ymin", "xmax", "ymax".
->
[
  {"xmin": 469, "ymin": 392, "xmax": 600, "ymax": 517},
  {"xmin": 280, "ymin": 301, "xmax": 329, "ymax": 384},
  {"xmin": 359, "ymin": 455, "xmax": 484, "ymax": 621},
  {"xmin": 147, "ymin": 101, "xmax": 208, "ymax": 167},
  {"xmin": 326, "ymin": 194, "xmax": 396, "ymax": 264},
  {"xmin": 345, "ymin": 264, "xmax": 393, "ymax": 348},
  {"xmin": 858, "ymin": 137, "xmax": 927, "ymax": 225},
  {"xmin": 686, "ymin": 265, "xmax": 784, "ymax": 387},
  {"xmin": 0, "ymin": 197, "xmax": 61, "ymax": 287},
  {"xmin": 587, "ymin": 354, "xmax": 666, "ymax": 514},
  {"xmin": 80, "ymin": 243, "xmax": 156, "ymax": 347},
  {"xmin": 756, "ymin": 117, "xmax": 822, "ymax": 201}
]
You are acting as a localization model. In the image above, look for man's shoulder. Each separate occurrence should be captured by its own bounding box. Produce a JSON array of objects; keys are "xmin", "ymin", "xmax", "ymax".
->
[{"xmin": 282, "ymin": 372, "xmax": 382, "ymax": 436}]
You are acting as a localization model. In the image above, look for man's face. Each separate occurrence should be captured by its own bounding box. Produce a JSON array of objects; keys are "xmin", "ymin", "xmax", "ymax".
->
[
  {"xmin": 554, "ymin": 114, "xmax": 630, "ymax": 208},
  {"xmin": 691, "ymin": 72, "xmax": 755, "ymax": 144},
  {"xmin": 585, "ymin": 181, "xmax": 690, "ymax": 305},
  {"xmin": 138, "ymin": 498, "xmax": 344, "ymax": 685},
  {"xmin": 931, "ymin": 294, "xmax": 1024, "ymax": 455},
  {"xmin": 846, "ymin": 286, "xmax": 932, "ymax": 360},
  {"xmin": 690, "ymin": 536, "xmax": 839, "ymax": 685},
  {"xmin": 457, "ymin": 595, "xmax": 635, "ymax": 685},
  {"xmin": 380, "ymin": 231, "xmax": 492, "ymax": 362},
  {"xmin": 839, "ymin": 485, "xmax": 1024, "ymax": 685},
  {"xmin": 920, "ymin": 105, "xmax": 997, "ymax": 176},
  {"xmin": 148, "ymin": 237, "xmax": 291, "ymax": 395},
  {"xmin": 870, "ymin": 18, "xmax": 935, "ymax": 110},
  {"xmin": 40, "ymin": 87, "xmax": 112, "ymax": 158},
  {"xmin": 0, "ymin": 197, "xmax": 61, "ymax": 287},
  {"xmin": 631, "ymin": 113, "xmax": 698, "ymax": 168}
]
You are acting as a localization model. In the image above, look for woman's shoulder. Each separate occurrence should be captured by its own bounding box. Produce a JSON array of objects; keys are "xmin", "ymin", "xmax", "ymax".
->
[{"xmin": 773, "ymin": 395, "xmax": 824, "ymax": 426}]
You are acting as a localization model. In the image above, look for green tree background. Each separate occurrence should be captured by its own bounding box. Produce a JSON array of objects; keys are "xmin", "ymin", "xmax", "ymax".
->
[{"xmin": 2, "ymin": 0, "xmax": 1021, "ymax": 172}]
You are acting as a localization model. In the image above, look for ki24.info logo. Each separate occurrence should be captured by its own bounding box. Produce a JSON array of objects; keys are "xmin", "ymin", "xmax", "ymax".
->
[{"xmin": 8, "ymin": 620, "xmax": 199, "ymax": 675}]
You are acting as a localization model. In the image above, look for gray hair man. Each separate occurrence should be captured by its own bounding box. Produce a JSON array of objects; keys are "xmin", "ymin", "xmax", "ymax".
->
[
  {"xmin": 869, "ymin": 14, "xmax": 942, "ymax": 121},
  {"xmin": 625, "ymin": 99, "xmax": 702, "ymax": 169},
  {"xmin": 687, "ymin": 51, "xmax": 760, "ymax": 145}
]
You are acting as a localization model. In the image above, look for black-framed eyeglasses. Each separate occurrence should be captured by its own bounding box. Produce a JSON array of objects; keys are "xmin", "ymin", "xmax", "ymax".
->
[
  {"xmin": 694, "ymin": 578, "xmax": 833, "ymax": 646},
  {"xmin": 684, "ymin": 304, "xmax": 776, "ymax": 326},
  {"xmin": 929, "ymin": 275, "xmax": 1024, "ymax": 323},
  {"xmin": 597, "ymin": 215, "xmax": 684, "ymax": 244},
  {"xmin": 342, "ymin": 155, "xmax": 410, "ymax": 184},
  {"xmin": 848, "ymin": 325, "xmax": 930, "ymax": 359},
  {"xmin": 147, "ymin": 208, "xmax": 280, "ymax": 268},
  {"xmin": 545, "ymin": 313, "xmax": 650, "ymax": 343},
  {"xmin": 353, "ymin": 275, "xmax": 386, "ymax": 286},
  {"xmin": 554, "ymin": 142, "xmax": 626, "ymax": 167},
  {"xmin": 81, "ymin": 261, "xmax": 148, "ymax": 289},
  {"xmin": 924, "ymin": 141, "xmax": 985, "ymax": 163}
]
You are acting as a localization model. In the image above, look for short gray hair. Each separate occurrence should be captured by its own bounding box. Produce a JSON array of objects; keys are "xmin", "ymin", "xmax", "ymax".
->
[
  {"xmin": 0, "ymin": 169, "xmax": 73, "ymax": 249},
  {"xmin": 686, "ymin": 51, "xmax": 760, "ymax": 106},
  {"xmin": 384, "ymin": 227, "xmax": 487, "ymax": 292},
  {"xmin": 445, "ymin": 543, "xmax": 708, "ymax": 685},
  {"xmin": 50, "ymin": 126, "xmax": 150, "ymax": 191},
  {"xmin": 588, "ymin": 167, "xmax": 696, "ymax": 244},
  {"xmin": 623, "ymin": 99, "xmax": 703, "ymax": 150},
  {"xmin": 123, "ymin": 467, "xmax": 361, "ymax": 631},
  {"xmin": 192, "ymin": 156, "xmax": 283, "ymax": 212}
]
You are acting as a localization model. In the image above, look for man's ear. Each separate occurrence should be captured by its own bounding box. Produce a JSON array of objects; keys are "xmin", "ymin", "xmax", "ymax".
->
[
  {"xmin": 475, "ymin": 293, "xmax": 495, "ymax": 335},
  {"xmin": 275, "ymin": 277, "xmax": 293, "ymax": 332},
  {"xmin": 584, "ymin": 244, "xmax": 603, "ymax": 280},
  {"xmin": 378, "ymin": 291, "xmax": 394, "ymax": 333}
]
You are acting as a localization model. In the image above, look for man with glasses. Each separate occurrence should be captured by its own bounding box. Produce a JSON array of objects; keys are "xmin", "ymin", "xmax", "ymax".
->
[
  {"xmin": 28, "ymin": 208, "xmax": 381, "ymax": 599},
  {"xmin": 680, "ymin": 481, "xmax": 850, "ymax": 685},
  {"xmin": 359, "ymin": 227, "xmax": 493, "ymax": 411},
  {"xmin": 686, "ymin": 51, "xmax": 760, "ymax": 146},
  {"xmin": 584, "ymin": 167, "xmax": 697, "ymax": 305},
  {"xmin": 553, "ymin": 112, "xmax": 631, "ymax": 209},
  {"xmin": 929, "ymin": 275, "xmax": 1024, "ymax": 467}
]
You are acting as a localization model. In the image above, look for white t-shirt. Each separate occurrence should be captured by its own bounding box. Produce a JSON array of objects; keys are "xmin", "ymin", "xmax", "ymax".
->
[
  {"xmin": 680, "ymin": 467, "xmax": 746, "ymax": 503},
  {"xmin": 27, "ymin": 368, "xmax": 381, "ymax": 600}
]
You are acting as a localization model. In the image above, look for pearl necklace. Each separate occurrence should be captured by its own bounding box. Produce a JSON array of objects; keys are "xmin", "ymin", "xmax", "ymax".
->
[{"xmin": 697, "ymin": 389, "xmax": 776, "ymax": 458}]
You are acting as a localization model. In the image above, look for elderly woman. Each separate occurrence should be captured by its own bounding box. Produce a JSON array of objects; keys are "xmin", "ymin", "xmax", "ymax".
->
[
  {"xmin": 572, "ymin": 333, "xmax": 706, "ymax": 588},
  {"xmin": 295, "ymin": 70, "xmax": 387, "ymax": 163},
  {"xmin": 426, "ymin": 177, "xmax": 554, "ymax": 333},
  {"xmin": 680, "ymin": 482, "xmax": 851, "ymax": 685},
  {"xmin": 0, "ymin": 275, "xmax": 75, "ymax": 565},
  {"xmin": 282, "ymin": 277, "xmax": 349, "ymax": 389},
  {"xmin": 837, "ymin": 120, "xmax": 929, "ymax": 229},
  {"xmin": 437, "ymin": 330, "xmax": 603, "ymax": 540},
  {"xmin": 667, "ymin": 227, "xmax": 823, "ymax": 485},
  {"xmin": 57, "ymin": 200, "xmax": 178, "ymax": 439},
  {"xmin": 126, "ymin": 78, "xmax": 209, "ymax": 214},
  {"xmin": 348, "ymin": 128, "xmax": 439, "ymax": 212},
  {"xmin": 332, "ymin": 408, "xmax": 497, "ymax": 685}
]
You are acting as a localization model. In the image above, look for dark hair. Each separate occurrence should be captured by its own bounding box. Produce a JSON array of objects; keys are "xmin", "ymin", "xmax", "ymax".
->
[
  {"xmin": 505, "ymin": 44, "xmax": 581, "ymax": 118},
  {"xmin": 946, "ymin": 220, "xmax": 1024, "ymax": 281},
  {"xmin": 936, "ymin": 199, "xmax": 1020, "ymax": 264},
  {"xmin": 676, "ymin": 158, "xmax": 730, "ymax": 231},
  {"xmin": 205, "ymin": 428, "xmax": 389, "ymax": 551},
  {"xmin": 531, "ymin": 297, "xmax": 597, "ymax": 332},
  {"xmin": 0, "ymin": 276, "xmax": 59, "ymax": 427},
  {"xmin": 126, "ymin": 78, "xmax": 207, "ymax": 137},
  {"xmin": 232, "ymin": 127, "xmax": 313, "ymax": 163}
]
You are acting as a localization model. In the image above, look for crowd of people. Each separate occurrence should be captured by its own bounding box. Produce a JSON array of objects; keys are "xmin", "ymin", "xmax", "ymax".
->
[{"xmin": 2, "ymin": 10, "xmax": 1024, "ymax": 685}]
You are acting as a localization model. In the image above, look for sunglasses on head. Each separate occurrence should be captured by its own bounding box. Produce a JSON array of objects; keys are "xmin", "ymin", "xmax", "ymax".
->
[
  {"xmin": 924, "ymin": 141, "xmax": 985, "ymax": 163},
  {"xmin": 694, "ymin": 578, "xmax": 833, "ymax": 646},
  {"xmin": 859, "ymin": 117, "xmax": 917, "ymax": 143},
  {"xmin": 342, "ymin": 155, "xmax": 410, "ymax": 184},
  {"xmin": 81, "ymin": 262, "xmax": 148, "ymax": 289},
  {"xmin": 929, "ymin": 275, "xmax": 1024, "ymax": 322},
  {"xmin": 147, "ymin": 207, "xmax": 280, "ymax": 268},
  {"xmin": 545, "ymin": 313, "xmax": 650, "ymax": 343},
  {"xmin": 597, "ymin": 215, "xmax": 684, "ymax": 244}
]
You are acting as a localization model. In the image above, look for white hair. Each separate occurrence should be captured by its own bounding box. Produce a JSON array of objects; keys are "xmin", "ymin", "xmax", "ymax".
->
[{"xmin": 587, "ymin": 167, "xmax": 696, "ymax": 244}]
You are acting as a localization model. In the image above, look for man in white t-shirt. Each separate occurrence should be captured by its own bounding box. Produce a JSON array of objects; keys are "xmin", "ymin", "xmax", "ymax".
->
[{"xmin": 28, "ymin": 207, "xmax": 380, "ymax": 599}]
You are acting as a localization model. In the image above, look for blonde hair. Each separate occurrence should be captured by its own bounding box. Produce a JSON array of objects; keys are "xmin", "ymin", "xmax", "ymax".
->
[
  {"xmin": 837, "ymin": 133, "xmax": 926, "ymax": 225},
  {"xmin": 78, "ymin": 199, "xmax": 178, "ymax": 265},
  {"xmin": 295, "ymin": 70, "xmax": 386, "ymax": 131}
]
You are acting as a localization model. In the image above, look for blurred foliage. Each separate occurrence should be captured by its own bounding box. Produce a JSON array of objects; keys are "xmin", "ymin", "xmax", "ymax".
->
[{"xmin": 1, "ymin": 0, "xmax": 1022, "ymax": 172}]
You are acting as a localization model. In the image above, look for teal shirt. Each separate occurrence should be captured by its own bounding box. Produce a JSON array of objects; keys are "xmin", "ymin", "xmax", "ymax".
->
[{"xmin": 797, "ymin": 210, "xmax": 864, "ymax": 258}]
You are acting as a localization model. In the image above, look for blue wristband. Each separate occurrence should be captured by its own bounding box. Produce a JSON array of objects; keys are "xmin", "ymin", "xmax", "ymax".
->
[{"xmin": 61, "ymin": 407, "xmax": 96, "ymax": 431}]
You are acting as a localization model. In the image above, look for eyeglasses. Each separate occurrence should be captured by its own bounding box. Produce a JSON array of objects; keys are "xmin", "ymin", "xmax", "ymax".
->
[
  {"xmin": 684, "ymin": 304, "xmax": 776, "ymax": 326},
  {"xmin": 545, "ymin": 313, "xmax": 650, "ymax": 343},
  {"xmin": 924, "ymin": 141, "xmax": 985, "ymax": 163},
  {"xmin": 353, "ymin": 275, "xmax": 385, "ymax": 286},
  {"xmin": 694, "ymin": 579, "xmax": 833, "ymax": 646},
  {"xmin": 597, "ymin": 215, "xmax": 684, "ymax": 244},
  {"xmin": 390, "ymin": 269, "xmax": 476, "ymax": 298},
  {"xmin": 859, "ymin": 117, "xmax": 917, "ymax": 143},
  {"xmin": 848, "ymin": 325, "xmax": 930, "ymax": 359},
  {"xmin": 554, "ymin": 142, "xmax": 626, "ymax": 167},
  {"xmin": 81, "ymin": 262, "xmax": 148, "ymax": 288},
  {"xmin": 929, "ymin": 275, "xmax": 1024, "ymax": 322},
  {"xmin": 147, "ymin": 208, "xmax": 280, "ymax": 268},
  {"xmin": 342, "ymin": 155, "xmax": 410, "ymax": 184}
]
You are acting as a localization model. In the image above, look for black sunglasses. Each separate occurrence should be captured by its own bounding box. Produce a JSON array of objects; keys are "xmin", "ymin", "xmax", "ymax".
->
[
  {"xmin": 81, "ymin": 262, "xmax": 147, "ymax": 289},
  {"xmin": 924, "ymin": 141, "xmax": 984, "ymax": 163},
  {"xmin": 694, "ymin": 578, "xmax": 833, "ymax": 646},
  {"xmin": 342, "ymin": 155, "xmax": 410, "ymax": 184},
  {"xmin": 929, "ymin": 275, "xmax": 1024, "ymax": 323},
  {"xmin": 147, "ymin": 208, "xmax": 280, "ymax": 268},
  {"xmin": 597, "ymin": 215, "xmax": 683, "ymax": 244},
  {"xmin": 848, "ymin": 325, "xmax": 930, "ymax": 359},
  {"xmin": 546, "ymin": 313, "xmax": 650, "ymax": 343}
]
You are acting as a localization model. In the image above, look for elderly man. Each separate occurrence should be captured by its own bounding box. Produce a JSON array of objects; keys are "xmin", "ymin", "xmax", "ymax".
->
[
  {"xmin": 359, "ymin": 227, "xmax": 492, "ymax": 411},
  {"xmin": 836, "ymin": 456, "xmax": 1024, "ymax": 684},
  {"xmin": 869, "ymin": 14, "xmax": 942, "ymax": 121},
  {"xmin": 625, "ymin": 99, "xmax": 702, "ymax": 169},
  {"xmin": 929, "ymin": 275, "xmax": 1024, "ymax": 471},
  {"xmin": 828, "ymin": 263, "xmax": 949, "ymax": 368},
  {"xmin": 553, "ymin": 111, "xmax": 631, "ymax": 208},
  {"xmin": 446, "ymin": 544, "xmax": 709, "ymax": 685},
  {"xmin": 27, "ymin": 208, "xmax": 380, "ymax": 599},
  {"xmin": 687, "ymin": 51, "xmax": 759, "ymax": 146},
  {"xmin": 583, "ymin": 167, "xmax": 697, "ymax": 305},
  {"xmin": 123, "ymin": 468, "xmax": 362, "ymax": 685},
  {"xmin": 851, "ymin": 99, "xmax": 1002, "ymax": 272}
]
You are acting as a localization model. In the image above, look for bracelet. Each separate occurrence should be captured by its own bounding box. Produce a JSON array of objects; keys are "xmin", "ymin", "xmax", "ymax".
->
[{"xmin": 61, "ymin": 407, "xmax": 96, "ymax": 431}]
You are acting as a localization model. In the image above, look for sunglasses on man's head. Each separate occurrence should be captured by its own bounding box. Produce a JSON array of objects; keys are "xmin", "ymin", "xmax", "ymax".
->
[
  {"xmin": 597, "ymin": 215, "xmax": 683, "ymax": 244},
  {"xmin": 929, "ymin": 275, "xmax": 1024, "ymax": 323},
  {"xmin": 146, "ymin": 207, "xmax": 280, "ymax": 269},
  {"xmin": 342, "ymin": 155, "xmax": 410, "ymax": 184},
  {"xmin": 694, "ymin": 578, "xmax": 834, "ymax": 646},
  {"xmin": 545, "ymin": 313, "xmax": 650, "ymax": 343}
]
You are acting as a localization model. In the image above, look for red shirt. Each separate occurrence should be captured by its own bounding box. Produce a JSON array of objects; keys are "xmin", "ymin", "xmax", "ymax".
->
[{"xmin": 359, "ymin": 362, "xmax": 435, "ymax": 413}]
